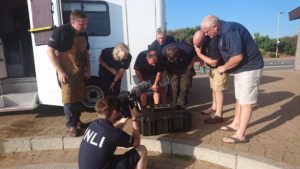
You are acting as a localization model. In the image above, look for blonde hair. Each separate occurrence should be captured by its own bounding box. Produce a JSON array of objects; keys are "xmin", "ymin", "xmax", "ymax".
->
[{"xmin": 112, "ymin": 43, "xmax": 129, "ymax": 61}]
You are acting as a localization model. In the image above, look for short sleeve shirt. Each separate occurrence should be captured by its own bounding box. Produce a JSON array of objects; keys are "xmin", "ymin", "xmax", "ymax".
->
[
  {"xmin": 48, "ymin": 24, "xmax": 90, "ymax": 52},
  {"xmin": 162, "ymin": 42, "xmax": 195, "ymax": 75},
  {"xmin": 78, "ymin": 119, "xmax": 134, "ymax": 169},
  {"xmin": 202, "ymin": 36, "xmax": 224, "ymax": 68},
  {"xmin": 149, "ymin": 36, "xmax": 176, "ymax": 52},
  {"xmin": 134, "ymin": 50, "xmax": 165, "ymax": 76},
  {"xmin": 218, "ymin": 21, "xmax": 264, "ymax": 73},
  {"xmin": 98, "ymin": 47, "xmax": 132, "ymax": 76}
]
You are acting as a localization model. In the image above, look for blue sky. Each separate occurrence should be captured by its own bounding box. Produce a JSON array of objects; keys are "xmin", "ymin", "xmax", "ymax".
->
[{"xmin": 166, "ymin": 0, "xmax": 300, "ymax": 38}]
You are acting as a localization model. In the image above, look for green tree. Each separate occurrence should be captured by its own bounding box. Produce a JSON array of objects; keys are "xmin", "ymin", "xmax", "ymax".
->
[{"xmin": 168, "ymin": 26, "xmax": 200, "ymax": 44}]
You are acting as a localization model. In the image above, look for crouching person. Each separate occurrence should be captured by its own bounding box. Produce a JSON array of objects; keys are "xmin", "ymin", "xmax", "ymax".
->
[
  {"xmin": 134, "ymin": 50, "xmax": 166, "ymax": 107},
  {"xmin": 78, "ymin": 96, "xmax": 148, "ymax": 169}
]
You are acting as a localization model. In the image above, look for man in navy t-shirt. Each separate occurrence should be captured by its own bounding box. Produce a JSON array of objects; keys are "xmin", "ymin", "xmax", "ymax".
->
[
  {"xmin": 162, "ymin": 42, "xmax": 196, "ymax": 106},
  {"xmin": 201, "ymin": 15, "xmax": 264, "ymax": 143},
  {"xmin": 134, "ymin": 50, "xmax": 165, "ymax": 106},
  {"xmin": 78, "ymin": 96, "xmax": 148, "ymax": 169}
]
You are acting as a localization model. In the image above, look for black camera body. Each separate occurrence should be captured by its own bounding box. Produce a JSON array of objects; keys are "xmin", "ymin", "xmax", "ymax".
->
[
  {"xmin": 116, "ymin": 81, "xmax": 150, "ymax": 118},
  {"xmin": 116, "ymin": 91, "xmax": 139, "ymax": 118}
]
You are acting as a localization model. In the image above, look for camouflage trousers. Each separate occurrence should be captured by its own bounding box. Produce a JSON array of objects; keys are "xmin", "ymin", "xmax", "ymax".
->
[{"xmin": 170, "ymin": 69, "xmax": 195, "ymax": 106}]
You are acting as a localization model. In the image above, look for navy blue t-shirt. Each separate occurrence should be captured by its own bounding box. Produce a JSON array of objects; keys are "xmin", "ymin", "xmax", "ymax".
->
[
  {"xmin": 162, "ymin": 42, "xmax": 195, "ymax": 75},
  {"xmin": 48, "ymin": 24, "xmax": 90, "ymax": 52},
  {"xmin": 78, "ymin": 119, "xmax": 134, "ymax": 169},
  {"xmin": 148, "ymin": 36, "xmax": 176, "ymax": 52},
  {"xmin": 98, "ymin": 47, "xmax": 132, "ymax": 76},
  {"xmin": 134, "ymin": 50, "xmax": 165, "ymax": 76},
  {"xmin": 202, "ymin": 36, "xmax": 224, "ymax": 68},
  {"xmin": 218, "ymin": 20, "xmax": 264, "ymax": 73}
]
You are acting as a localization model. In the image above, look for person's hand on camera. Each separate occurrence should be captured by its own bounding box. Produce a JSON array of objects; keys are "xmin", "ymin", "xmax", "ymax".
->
[{"xmin": 129, "ymin": 105, "xmax": 139, "ymax": 121}]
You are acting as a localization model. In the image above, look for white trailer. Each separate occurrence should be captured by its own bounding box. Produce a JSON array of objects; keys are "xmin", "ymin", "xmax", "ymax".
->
[{"xmin": 0, "ymin": 0, "xmax": 166, "ymax": 111}]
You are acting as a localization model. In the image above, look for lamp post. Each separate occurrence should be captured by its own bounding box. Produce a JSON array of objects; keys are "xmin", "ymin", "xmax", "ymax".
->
[{"xmin": 276, "ymin": 11, "xmax": 284, "ymax": 58}]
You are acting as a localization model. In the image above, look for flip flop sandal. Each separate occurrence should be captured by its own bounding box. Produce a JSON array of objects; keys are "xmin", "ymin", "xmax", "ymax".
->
[
  {"xmin": 219, "ymin": 125, "xmax": 237, "ymax": 131},
  {"xmin": 222, "ymin": 136, "xmax": 249, "ymax": 144}
]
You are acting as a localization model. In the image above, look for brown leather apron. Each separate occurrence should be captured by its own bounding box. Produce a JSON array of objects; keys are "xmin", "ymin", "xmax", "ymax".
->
[{"xmin": 59, "ymin": 35, "xmax": 87, "ymax": 104}]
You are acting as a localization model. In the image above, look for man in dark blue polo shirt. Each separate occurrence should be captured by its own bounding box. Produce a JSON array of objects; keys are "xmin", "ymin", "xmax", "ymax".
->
[
  {"xmin": 78, "ymin": 96, "xmax": 148, "ymax": 169},
  {"xmin": 134, "ymin": 50, "xmax": 165, "ymax": 106},
  {"xmin": 162, "ymin": 42, "xmax": 196, "ymax": 106},
  {"xmin": 201, "ymin": 15, "xmax": 264, "ymax": 143},
  {"xmin": 98, "ymin": 43, "xmax": 132, "ymax": 96},
  {"xmin": 47, "ymin": 10, "xmax": 91, "ymax": 137},
  {"xmin": 148, "ymin": 27, "xmax": 176, "ymax": 103}
]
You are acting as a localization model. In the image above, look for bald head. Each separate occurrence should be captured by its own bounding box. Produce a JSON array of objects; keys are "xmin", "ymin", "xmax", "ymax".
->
[{"xmin": 193, "ymin": 30, "xmax": 205, "ymax": 48}]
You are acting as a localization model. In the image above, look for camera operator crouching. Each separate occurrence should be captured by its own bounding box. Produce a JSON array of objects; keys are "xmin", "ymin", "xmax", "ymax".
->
[
  {"xmin": 134, "ymin": 50, "xmax": 167, "ymax": 107},
  {"xmin": 78, "ymin": 96, "xmax": 148, "ymax": 169}
]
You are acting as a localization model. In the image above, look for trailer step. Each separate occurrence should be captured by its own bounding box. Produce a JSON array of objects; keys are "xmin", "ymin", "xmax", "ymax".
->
[{"xmin": 0, "ymin": 92, "xmax": 38, "ymax": 112}]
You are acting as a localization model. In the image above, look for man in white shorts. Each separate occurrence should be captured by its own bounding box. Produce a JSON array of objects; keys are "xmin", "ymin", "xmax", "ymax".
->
[{"xmin": 201, "ymin": 15, "xmax": 264, "ymax": 143}]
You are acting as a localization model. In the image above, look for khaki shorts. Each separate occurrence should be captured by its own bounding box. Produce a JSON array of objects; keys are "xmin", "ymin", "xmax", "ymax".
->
[
  {"xmin": 234, "ymin": 69, "xmax": 263, "ymax": 105},
  {"xmin": 209, "ymin": 68, "xmax": 229, "ymax": 91}
]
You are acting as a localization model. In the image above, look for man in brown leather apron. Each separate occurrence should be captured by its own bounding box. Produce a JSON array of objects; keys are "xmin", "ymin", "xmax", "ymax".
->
[{"xmin": 47, "ymin": 10, "xmax": 91, "ymax": 137}]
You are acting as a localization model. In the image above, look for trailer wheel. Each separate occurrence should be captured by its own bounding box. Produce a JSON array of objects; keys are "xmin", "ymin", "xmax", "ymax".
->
[{"xmin": 82, "ymin": 76, "xmax": 104, "ymax": 110}]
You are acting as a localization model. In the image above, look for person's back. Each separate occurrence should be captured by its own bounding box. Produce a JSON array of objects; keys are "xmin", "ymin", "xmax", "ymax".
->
[
  {"xmin": 78, "ymin": 96, "xmax": 148, "ymax": 169},
  {"xmin": 78, "ymin": 119, "xmax": 133, "ymax": 169}
]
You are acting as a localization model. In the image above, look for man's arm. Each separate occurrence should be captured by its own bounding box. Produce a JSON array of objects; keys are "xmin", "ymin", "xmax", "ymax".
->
[
  {"xmin": 217, "ymin": 54, "xmax": 243, "ymax": 73},
  {"xmin": 194, "ymin": 45, "xmax": 218, "ymax": 67},
  {"xmin": 151, "ymin": 71, "xmax": 161, "ymax": 92},
  {"xmin": 47, "ymin": 46, "xmax": 68, "ymax": 84}
]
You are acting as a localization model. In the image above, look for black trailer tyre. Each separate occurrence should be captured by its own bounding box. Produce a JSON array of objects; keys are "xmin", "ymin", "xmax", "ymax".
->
[{"xmin": 82, "ymin": 76, "xmax": 104, "ymax": 110}]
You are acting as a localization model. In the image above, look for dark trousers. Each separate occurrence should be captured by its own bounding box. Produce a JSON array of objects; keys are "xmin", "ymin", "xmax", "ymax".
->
[
  {"xmin": 64, "ymin": 102, "xmax": 84, "ymax": 128},
  {"xmin": 99, "ymin": 74, "xmax": 121, "ymax": 96},
  {"xmin": 170, "ymin": 69, "xmax": 195, "ymax": 106}
]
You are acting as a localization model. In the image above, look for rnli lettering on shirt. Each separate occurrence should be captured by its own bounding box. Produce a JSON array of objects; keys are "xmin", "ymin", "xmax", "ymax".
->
[{"xmin": 82, "ymin": 128, "xmax": 106, "ymax": 148}]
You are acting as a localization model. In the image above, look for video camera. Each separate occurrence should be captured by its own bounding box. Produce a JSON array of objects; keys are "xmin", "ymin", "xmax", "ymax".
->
[{"xmin": 116, "ymin": 81, "xmax": 151, "ymax": 118}]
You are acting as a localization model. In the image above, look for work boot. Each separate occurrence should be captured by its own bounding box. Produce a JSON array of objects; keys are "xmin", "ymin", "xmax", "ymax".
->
[{"xmin": 68, "ymin": 127, "xmax": 79, "ymax": 137}]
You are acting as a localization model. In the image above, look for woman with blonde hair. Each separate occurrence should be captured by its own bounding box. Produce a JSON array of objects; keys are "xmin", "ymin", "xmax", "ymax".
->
[{"xmin": 98, "ymin": 43, "xmax": 132, "ymax": 96}]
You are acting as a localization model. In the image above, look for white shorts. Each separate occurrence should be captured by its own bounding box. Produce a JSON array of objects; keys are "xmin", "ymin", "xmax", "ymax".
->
[{"xmin": 234, "ymin": 69, "xmax": 262, "ymax": 105}]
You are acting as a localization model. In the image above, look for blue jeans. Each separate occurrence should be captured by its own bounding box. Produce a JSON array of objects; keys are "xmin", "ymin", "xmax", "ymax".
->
[{"xmin": 63, "ymin": 102, "xmax": 84, "ymax": 128}]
